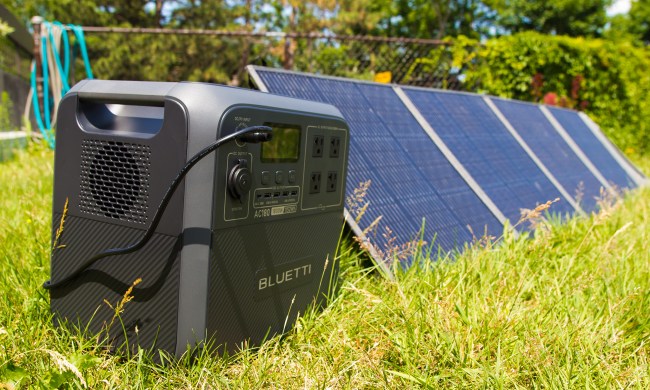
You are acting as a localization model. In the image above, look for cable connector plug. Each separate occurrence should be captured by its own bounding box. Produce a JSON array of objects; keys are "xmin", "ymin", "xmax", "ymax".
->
[{"xmin": 236, "ymin": 127, "xmax": 273, "ymax": 143}]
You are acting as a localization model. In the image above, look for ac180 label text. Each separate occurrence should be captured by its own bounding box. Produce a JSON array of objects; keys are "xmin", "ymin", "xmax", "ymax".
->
[{"xmin": 254, "ymin": 205, "xmax": 297, "ymax": 219}]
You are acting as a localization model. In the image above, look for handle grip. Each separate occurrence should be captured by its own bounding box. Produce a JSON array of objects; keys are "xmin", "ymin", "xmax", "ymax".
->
[
  {"xmin": 71, "ymin": 80, "xmax": 177, "ymax": 136},
  {"xmin": 75, "ymin": 80, "xmax": 175, "ymax": 106}
]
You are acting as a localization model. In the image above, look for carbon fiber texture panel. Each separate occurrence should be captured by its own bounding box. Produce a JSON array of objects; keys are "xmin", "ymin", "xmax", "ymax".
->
[
  {"xmin": 492, "ymin": 99, "xmax": 603, "ymax": 212},
  {"xmin": 547, "ymin": 106, "xmax": 635, "ymax": 189},
  {"xmin": 207, "ymin": 212, "xmax": 341, "ymax": 352},
  {"xmin": 50, "ymin": 214, "xmax": 181, "ymax": 354}
]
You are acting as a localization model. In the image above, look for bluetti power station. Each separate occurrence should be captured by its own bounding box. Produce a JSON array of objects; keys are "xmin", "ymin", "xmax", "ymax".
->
[{"xmin": 46, "ymin": 80, "xmax": 349, "ymax": 356}]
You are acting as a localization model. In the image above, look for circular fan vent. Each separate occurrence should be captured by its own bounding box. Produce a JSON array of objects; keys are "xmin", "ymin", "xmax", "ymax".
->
[{"xmin": 79, "ymin": 140, "xmax": 151, "ymax": 224}]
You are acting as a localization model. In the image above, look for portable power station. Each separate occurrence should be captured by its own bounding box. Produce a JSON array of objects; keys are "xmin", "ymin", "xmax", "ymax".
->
[{"xmin": 47, "ymin": 80, "xmax": 349, "ymax": 357}]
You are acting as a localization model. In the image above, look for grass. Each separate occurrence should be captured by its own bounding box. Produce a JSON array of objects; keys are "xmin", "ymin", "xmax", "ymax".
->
[{"xmin": 0, "ymin": 144, "xmax": 649, "ymax": 388}]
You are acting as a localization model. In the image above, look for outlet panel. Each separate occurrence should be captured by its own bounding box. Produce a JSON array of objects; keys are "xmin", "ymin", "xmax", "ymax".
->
[{"xmin": 301, "ymin": 126, "xmax": 347, "ymax": 210}]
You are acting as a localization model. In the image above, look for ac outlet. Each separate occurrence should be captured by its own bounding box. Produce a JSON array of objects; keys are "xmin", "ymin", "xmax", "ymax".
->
[
  {"xmin": 310, "ymin": 172, "xmax": 322, "ymax": 194},
  {"xmin": 326, "ymin": 171, "xmax": 337, "ymax": 192},
  {"xmin": 312, "ymin": 135, "xmax": 324, "ymax": 157},
  {"xmin": 329, "ymin": 137, "xmax": 341, "ymax": 158}
]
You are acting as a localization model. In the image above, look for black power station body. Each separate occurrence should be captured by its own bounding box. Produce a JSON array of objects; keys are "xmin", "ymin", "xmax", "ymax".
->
[{"xmin": 49, "ymin": 80, "xmax": 349, "ymax": 356}]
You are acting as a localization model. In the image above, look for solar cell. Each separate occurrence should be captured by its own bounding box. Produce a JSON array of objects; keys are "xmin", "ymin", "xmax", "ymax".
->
[
  {"xmin": 401, "ymin": 88, "xmax": 577, "ymax": 227},
  {"xmin": 248, "ymin": 67, "xmax": 504, "ymax": 269},
  {"xmin": 491, "ymin": 98, "xmax": 605, "ymax": 212},
  {"xmin": 547, "ymin": 106, "xmax": 637, "ymax": 189}
]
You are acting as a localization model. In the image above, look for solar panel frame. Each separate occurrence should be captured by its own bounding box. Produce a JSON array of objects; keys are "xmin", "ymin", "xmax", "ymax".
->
[
  {"xmin": 247, "ymin": 66, "xmax": 506, "ymax": 272},
  {"xmin": 398, "ymin": 86, "xmax": 579, "ymax": 227}
]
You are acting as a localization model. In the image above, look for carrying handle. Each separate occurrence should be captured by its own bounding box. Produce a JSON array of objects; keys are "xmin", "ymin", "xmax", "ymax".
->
[
  {"xmin": 76, "ymin": 80, "xmax": 174, "ymax": 106},
  {"xmin": 74, "ymin": 80, "xmax": 175, "ymax": 136}
]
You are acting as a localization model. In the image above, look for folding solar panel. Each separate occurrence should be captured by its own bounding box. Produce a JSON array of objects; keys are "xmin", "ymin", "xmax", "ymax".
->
[
  {"xmin": 546, "ymin": 106, "xmax": 638, "ymax": 189},
  {"xmin": 490, "ymin": 98, "xmax": 606, "ymax": 212},
  {"xmin": 248, "ymin": 67, "xmax": 504, "ymax": 269},
  {"xmin": 578, "ymin": 113, "xmax": 648, "ymax": 186},
  {"xmin": 401, "ymin": 88, "xmax": 577, "ymax": 226}
]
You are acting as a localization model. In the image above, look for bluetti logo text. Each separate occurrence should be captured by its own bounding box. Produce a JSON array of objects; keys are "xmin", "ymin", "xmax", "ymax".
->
[
  {"xmin": 254, "ymin": 256, "xmax": 316, "ymax": 300},
  {"xmin": 258, "ymin": 264, "xmax": 311, "ymax": 290}
]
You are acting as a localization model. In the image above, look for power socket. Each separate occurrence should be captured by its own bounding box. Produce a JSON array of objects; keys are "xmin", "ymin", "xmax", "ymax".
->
[
  {"xmin": 310, "ymin": 172, "xmax": 322, "ymax": 194},
  {"xmin": 312, "ymin": 135, "xmax": 324, "ymax": 157},
  {"xmin": 329, "ymin": 137, "xmax": 340, "ymax": 158},
  {"xmin": 326, "ymin": 171, "xmax": 337, "ymax": 192}
]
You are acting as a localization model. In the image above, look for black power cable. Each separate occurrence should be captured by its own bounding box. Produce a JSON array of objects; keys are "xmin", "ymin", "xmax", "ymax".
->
[{"xmin": 43, "ymin": 125, "xmax": 273, "ymax": 290}]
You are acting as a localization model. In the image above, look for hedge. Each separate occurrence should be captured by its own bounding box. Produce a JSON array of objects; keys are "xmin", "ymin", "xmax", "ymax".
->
[{"xmin": 452, "ymin": 32, "xmax": 650, "ymax": 155}]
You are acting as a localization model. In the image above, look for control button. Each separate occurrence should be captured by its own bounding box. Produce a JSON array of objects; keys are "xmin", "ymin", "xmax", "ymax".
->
[
  {"xmin": 261, "ymin": 171, "xmax": 271, "ymax": 185},
  {"xmin": 275, "ymin": 170, "xmax": 284, "ymax": 184},
  {"xmin": 288, "ymin": 170, "xmax": 297, "ymax": 184}
]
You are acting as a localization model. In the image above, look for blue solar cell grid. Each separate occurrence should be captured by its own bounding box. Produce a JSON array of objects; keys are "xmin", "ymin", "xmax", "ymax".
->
[
  {"xmin": 547, "ymin": 106, "xmax": 635, "ymax": 189},
  {"xmin": 403, "ymin": 89, "xmax": 575, "ymax": 226},
  {"xmin": 254, "ymin": 69, "xmax": 504, "ymax": 255},
  {"xmin": 492, "ymin": 99, "xmax": 604, "ymax": 212}
]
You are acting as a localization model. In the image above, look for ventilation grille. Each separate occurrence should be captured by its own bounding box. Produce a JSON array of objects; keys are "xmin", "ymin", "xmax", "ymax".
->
[{"xmin": 79, "ymin": 140, "xmax": 151, "ymax": 224}]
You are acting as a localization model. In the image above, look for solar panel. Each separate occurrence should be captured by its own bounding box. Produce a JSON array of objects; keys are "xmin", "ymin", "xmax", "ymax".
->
[
  {"xmin": 578, "ymin": 112, "xmax": 648, "ymax": 186},
  {"xmin": 248, "ymin": 67, "xmax": 504, "ymax": 269},
  {"xmin": 546, "ymin": 106, "xmax": 637, "ymax": 189},
  {"xmin": 401, "ymin": 88, "xmax": 577, "ymax": 226},
  {"xmin": 490, "ymin": 98, "xmax": 605, "ymax": 212}
]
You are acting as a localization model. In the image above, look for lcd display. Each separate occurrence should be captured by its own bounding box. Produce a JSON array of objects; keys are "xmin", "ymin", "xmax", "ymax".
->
[{"xmin": 261, "ymin": 123, "xmax": 301, "ymax": 162}]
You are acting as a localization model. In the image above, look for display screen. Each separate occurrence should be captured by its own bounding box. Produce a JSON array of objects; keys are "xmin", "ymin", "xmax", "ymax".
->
[{"xmin": 261, "ymin": 123, "xmax": 301, "ymax": 163}]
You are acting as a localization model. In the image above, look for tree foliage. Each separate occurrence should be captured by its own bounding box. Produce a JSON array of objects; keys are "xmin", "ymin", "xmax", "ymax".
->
[
  {"xmin": 8, "ymin": 0, "xmax": 621, "ymax": 40},
  {"xmin": 391, "ymin": 0, "xmax": 495, "ymax": 39},
  {"xmin": 485, "ymin": 0, "xmax": 612, "ymax": 37},
  {"xmin": 629, "ymin": 0, "xmax": 650, "ymax": 42},
  {"xmin": 4, "ymin": 0, "xmax": 650, "ymax": 154},
  {"xmin": 5, "ymin": 1, "xmax": 249, "ymax": 83}
]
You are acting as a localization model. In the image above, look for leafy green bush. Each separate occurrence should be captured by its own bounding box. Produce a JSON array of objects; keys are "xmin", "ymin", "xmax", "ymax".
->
[
  {"xmin": 0, "ymin": 18, "xmax": 14, "ymax": 37},
  {"xmin": 0, "ymin": 91, "xmax": 14, "ymax": 131},
  {"xmin": 455, "ymin": 32, "xmax": 650, "ymax": 154}
]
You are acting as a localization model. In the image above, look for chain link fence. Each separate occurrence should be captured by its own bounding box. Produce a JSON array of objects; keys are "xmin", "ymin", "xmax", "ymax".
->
[
  {"xmin": 79, "ymin": 27, "xmax": 481, "ymax": 91},
  {"xmin": 282, "ymin": 34, "xmax": 478, "ymax": 90}
]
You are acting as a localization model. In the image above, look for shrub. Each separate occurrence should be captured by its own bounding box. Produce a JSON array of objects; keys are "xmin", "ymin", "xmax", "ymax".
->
[
  {"xmin": 0, "ymin": 91, "xmax": 14, "ymax": 131},
  {"xmin": 455, "ymin": 32, "xmax": 650, "ymax": 154}
]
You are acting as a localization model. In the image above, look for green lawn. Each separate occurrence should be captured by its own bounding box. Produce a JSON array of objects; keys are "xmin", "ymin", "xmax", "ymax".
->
[{"xmin": 1, "ymin": 144, "xmax": 649, "ymax": 388}]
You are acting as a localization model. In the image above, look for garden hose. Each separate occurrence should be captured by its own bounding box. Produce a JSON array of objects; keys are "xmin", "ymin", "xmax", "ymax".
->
[{"xmin": 28, "ymin": 21, "xmax": 94, "ymax": 149}]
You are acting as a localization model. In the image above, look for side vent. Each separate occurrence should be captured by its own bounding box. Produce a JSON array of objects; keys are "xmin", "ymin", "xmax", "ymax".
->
[{"xmin": 79, "ymin": 139, "xmax": 151, "ymax": 224}]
